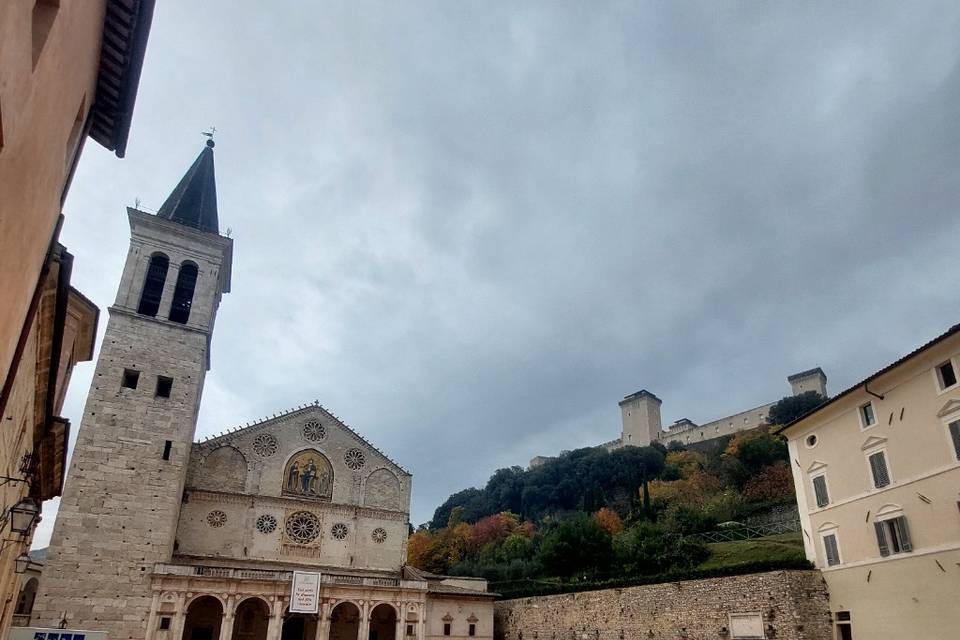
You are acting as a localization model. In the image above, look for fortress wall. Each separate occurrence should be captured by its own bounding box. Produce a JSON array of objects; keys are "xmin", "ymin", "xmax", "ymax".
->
[
  {"xmin": 494, "ymin": 570, "xmax": 832, "ymax": 640},
  {"xmin": 656, "ymin": 401, "xmax": 776, "ymax": 447}
]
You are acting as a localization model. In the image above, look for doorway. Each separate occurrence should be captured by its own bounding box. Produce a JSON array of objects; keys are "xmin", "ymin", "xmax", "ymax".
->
[{"xmin": 329, "ymin": 602, "xmax": 361, "ymax": 640}]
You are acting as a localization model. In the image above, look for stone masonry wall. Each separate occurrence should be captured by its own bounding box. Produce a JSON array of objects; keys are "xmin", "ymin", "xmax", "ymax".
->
[{"xmin": 493, "ymin": 571, "xmax": 832, "ymax": 640}]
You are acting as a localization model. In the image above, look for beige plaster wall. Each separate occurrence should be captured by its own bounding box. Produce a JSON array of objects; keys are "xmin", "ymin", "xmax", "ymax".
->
[
  {"xmin": 0, "ymin": 0, "xmax": 106, "ymax": 384},
  {"xmin": 426, "ymin": 597, "xmax": 493, "ymax": 640}
]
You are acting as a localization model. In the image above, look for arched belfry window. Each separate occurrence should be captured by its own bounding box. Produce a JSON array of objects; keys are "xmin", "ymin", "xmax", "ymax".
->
[
  {"xmin": 137, "ymin": 253, "xmax": 169, "ymax": 317},
  {"xmin": 169, "ymin": 261, "xmax": 199, "ymax": 324}
]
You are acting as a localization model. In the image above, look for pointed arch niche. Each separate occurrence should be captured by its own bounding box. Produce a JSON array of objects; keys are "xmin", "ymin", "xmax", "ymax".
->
[{"xmin": 283, "ymin": 449, "xmax": 333, "ymax": 500}]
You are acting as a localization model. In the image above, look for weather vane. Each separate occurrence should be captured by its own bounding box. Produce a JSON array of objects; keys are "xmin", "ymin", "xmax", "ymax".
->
[{"xmin": 202, "ymin": 126, "xmax": 217, "ymax": 140}]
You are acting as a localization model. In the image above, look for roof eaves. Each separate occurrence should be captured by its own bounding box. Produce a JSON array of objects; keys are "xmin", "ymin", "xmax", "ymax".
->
[{"xmin": 777, "ymin": 323, "xmax": 960, "ymax": 434}]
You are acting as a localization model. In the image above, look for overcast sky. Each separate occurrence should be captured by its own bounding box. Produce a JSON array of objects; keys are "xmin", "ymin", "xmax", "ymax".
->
[{"xmin": 33, "ymin": 1, "xmax": 960, "ymax": 546}]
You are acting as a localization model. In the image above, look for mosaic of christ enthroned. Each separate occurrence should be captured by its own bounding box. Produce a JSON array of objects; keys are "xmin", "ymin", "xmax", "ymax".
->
[{"xmin": 283, "ymin": 449, "xmax": 333, "ymax": 500}]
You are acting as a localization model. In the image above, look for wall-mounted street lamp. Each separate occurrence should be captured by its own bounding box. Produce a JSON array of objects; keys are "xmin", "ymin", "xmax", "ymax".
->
[
  {"xmin": 14, "ymin": 553, "xmax": 31, "ymax": 574},
  {"xmin": 9, "ymin": 498, "xmax": 39, "ymax": 535}
]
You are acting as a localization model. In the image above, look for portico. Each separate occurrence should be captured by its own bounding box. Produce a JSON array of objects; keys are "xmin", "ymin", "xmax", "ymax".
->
[{"xmin": 148, "ymin": 564, "xmax": 428, "ymax": 640}]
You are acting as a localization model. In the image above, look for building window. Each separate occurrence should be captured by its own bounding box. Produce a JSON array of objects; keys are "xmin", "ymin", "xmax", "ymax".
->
[
  {"xmin": 159, "ymin": 617, "xmax": 171, "ymax": 630},
  {"xmin": 121, "ymin": 369, "xmax": 140, "ymax": 389},
  {"xmin": 469, "ymin": 624, "xmax": 476, "ymax": 636},
  {"xmin": 169, "ymin": 262, "xmax": 199, "ymax": 324},
  {"xmin": 859, "ymin": 402, "xmax": 876, "ymax": 428},
  {"xmin": 948, "ymin": 420, "xmax": 960, "ymax": 460},
  {"xmin": 156, "ymin": 376, "xmax": 173, "ymax": 398},
  {"xmin": 138, "ymin": 253, "xmax": 169, "ymax": 316},
  {"xmin": 443, "ymin": 624, "xmax": 451, "ymax": 636},
  {"xmin": 937, "ymin": 360, "xmax": 958, "ymax": 390},
  {"xmin": 406, "ymin": 626, "xmax": 414, "ymax": 636},
  {"xmin": 835, "ymin": 611, "xmax": 852, "ymax": 640},
  {"xmin": 805, "ymin": 434, "xmax": 818, "ymax": 448},
  {"xmin": 822, "ymin": 533, "xmax": 841, "ymax": 567},
  {"xmin": 812, "ymin": 475, "xmax": 830, "ymax": 508},
  {"xmin": 874, "ymin": 515, "xmax": 912, "ymax": 556},
  {"xmin": 868, "ymin": 450, "xmax": 891, "ymax": 488}
]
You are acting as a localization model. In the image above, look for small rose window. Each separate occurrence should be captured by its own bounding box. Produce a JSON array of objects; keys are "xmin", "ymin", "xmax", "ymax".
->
[
  {"xmin": 256, "ymin": 514, "xmax": 277, "ymax": 534},
  {"xmin": 372, "ymin": 527, "xmax": 387, "ymax": 544},
  {"xmin": 331, "ymin": 523, "xmax": 349, "ymax": 540},
  {"xmin": 252, "ymin": 433, "xmax": 279, "ymax": 457},
  {"xmin": 344, "ymin": 448, "xmax": 365, "ymax": 470},
  {"xmin": 206, "ymin": 510, "xmax": 227, "ymax": 528},
  {"xmin": 302, "ymin": 420, "xmax": 326, "ymax": 442}
]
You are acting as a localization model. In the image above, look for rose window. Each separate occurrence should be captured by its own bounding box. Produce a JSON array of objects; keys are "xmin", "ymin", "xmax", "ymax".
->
[
  {"xmin": 285, "ymin": 511, "xmax": 320, "ymax": 544},
  {"xmin": 252, "ymin": 433, "xmax": 279, "ymax": 457},
  {"xmin": 206, "ymin": 510, "xmax": 227, "ymax": 528},
  {"xmin": 331, "ymin": 523, "xmax": 349, "ymax": 540},
  {"xmin": 256, "ymin": 514, "xmax": 277, "ymax": 534},
  {"xmin": 344, "ymin": 448, "xmax": 366, "ymax": 470},
  {"xmin": 371, "ymin": 527, "xmax": 387, "ymax": 544},
  {"xmin": 302, "ymin": 420, "xmax": 326, "ymax": 442}
]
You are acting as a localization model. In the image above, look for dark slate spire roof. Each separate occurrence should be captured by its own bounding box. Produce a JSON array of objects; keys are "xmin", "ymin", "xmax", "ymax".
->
[{"xmin": 157, "ymin": 139, "xmax": 219, "ymax": 233}]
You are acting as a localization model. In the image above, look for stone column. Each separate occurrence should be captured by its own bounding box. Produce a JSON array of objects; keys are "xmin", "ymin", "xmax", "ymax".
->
[
  {"xmin": 314, "ymin": 601, "xmax": 330, "ymax": 640},
  {"xmin": 171, "ymin": 593, "xmax": 188, "ymax": 640},
  {"xmin": 158, "ymin": 261, "xmax": 180, "ymax": 319},
  {"xmin": 219, "ymin": 595, "xmax": 236, "ymax": 640},
  {"xmin": 145, "ymin": 592, "xmax": 162, "ymax": 640},
  {"xmin": 266, "ymin": 598, "xmax": 285, "ymax": 640},
  {"xmin": 393, "ymin": 605, "xmax": 404, "ymax": 640},
  {"xmin": 358, "ymin": 602, "xmax": 370, "ymax": 640}
]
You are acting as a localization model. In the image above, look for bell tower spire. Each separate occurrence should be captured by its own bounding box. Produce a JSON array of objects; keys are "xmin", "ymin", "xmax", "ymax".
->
[
  {"xmin": 32, "ymin": 141, "xmax": 234, "ymax": 638},
  {"xmin": 156, "ymin": 138, "xmax": 219, "ymax": 233}
]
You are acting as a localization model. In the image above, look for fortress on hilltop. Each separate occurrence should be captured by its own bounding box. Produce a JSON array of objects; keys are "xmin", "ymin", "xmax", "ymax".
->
[{"xmin": 530, "ymin": 367, "xmax": 827, "ymax": 467}]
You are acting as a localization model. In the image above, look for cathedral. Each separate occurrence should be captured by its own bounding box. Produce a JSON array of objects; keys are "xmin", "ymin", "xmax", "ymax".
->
[{"xmin": 29, "ymin": 141, "xmax": 494, "ymax": 640}]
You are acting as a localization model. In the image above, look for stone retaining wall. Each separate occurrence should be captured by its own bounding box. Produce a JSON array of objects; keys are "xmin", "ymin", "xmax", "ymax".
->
[{"xmin": 494, "ymin": 570, "xmax": 831, "ymax": 640}]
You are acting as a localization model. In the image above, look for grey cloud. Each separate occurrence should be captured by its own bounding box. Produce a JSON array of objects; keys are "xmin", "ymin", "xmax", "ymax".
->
[{"xmin": 33, "ymin": 1, "xmax": 960, "ymax": 546}]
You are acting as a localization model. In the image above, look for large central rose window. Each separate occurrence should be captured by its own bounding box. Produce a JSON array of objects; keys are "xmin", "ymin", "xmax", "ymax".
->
[{"xmin": 285, "ymin": 511, "xmax": 320, "ymax": 544}]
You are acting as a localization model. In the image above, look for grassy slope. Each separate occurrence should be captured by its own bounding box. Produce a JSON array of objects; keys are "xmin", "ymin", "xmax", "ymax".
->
[{"xmin": 698, "ymin": 532, "xmax": 805, "ymax": 570}]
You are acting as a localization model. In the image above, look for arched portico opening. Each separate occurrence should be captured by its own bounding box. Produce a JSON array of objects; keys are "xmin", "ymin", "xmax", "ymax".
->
[
  {"xmin": 182, "ymin": 596, "xmax": 223, "ymax": 640},
  {"xmin": 369, "ymin": 604, "xmax": 397, "ymax": 640},
  {"xmin": 232, "ymin": 597, "xmax": 270, "ymax": 640},
  {"xmin": 329, "ymin": 602, "xmax": 361, "ymax": 640},
  {"xmin": 281, "ymin": 609, "xmax": 318, "ymax": 640}
]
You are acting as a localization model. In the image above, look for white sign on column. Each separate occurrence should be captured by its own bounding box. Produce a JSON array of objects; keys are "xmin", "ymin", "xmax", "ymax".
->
[{"xmin": 290, "ymin": 571, "xmax": 321, "ymax": 613}]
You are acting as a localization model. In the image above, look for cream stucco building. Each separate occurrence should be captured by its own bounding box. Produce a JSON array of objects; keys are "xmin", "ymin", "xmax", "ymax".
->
[
  {"xmin": 781, "ymin": 323, "xmax": 960, "ymax": 640},
  {"xmin": 29, "ymin": 143, "xmax": 494, "ymax": 640}
]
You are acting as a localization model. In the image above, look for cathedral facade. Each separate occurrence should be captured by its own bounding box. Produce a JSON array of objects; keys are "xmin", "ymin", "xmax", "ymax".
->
[{"xmin": 30, "ymin": 142, "xmax": 493, "ymax": 640}]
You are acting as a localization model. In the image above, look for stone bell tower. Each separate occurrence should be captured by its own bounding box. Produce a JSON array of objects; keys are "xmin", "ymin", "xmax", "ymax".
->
[{"xmin": 32, "ymin": 140, "xmax": 233, "ymax": 640}]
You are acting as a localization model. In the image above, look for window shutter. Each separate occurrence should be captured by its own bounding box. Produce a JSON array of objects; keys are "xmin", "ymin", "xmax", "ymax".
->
[
  {"xmin": 874, "ymin": 521, "xmax": 890, "ymax": 556},
  {"xmin": 823, "ymin": 534, "xmax": 840, "ymax": 566},
  {"xmin": 869, "ymin": 452, "xmax": 890, "ymax": 488},
  {"xmin": 949, "ymin": 422, "xmax": 960, "ymax": 460},
  {"xmin": 895, "ymin": 516, "xmax": 913, "ymax": 552},
  {"xmin": 813, "ymin": 476, "xmax": 829, "ymax": 508}
]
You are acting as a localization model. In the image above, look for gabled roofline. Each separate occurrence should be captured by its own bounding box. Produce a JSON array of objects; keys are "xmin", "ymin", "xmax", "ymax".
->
[
  {"xmin": 778, "ymin": 322, "xmax": 960, "ymax": 434},
  {"xmin": 198, "ymin": 401, "xmax": 412, "ymax": 476}
]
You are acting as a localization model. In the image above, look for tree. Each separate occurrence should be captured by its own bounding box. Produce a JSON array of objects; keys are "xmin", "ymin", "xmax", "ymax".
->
[
  {"xmin": 594, "ymin": 508, "xmax": 624, "ymax": 535},
  {"xmin": 742, "ymin": 463, "xmax": 795, "ymax": 502},
  {"xmin": 767, "ymin": 391, "xmax": 825, "ymax": 426},
  {"xmin": 534, "ymin": 514, "xmax": 612, "ymax": 577}
]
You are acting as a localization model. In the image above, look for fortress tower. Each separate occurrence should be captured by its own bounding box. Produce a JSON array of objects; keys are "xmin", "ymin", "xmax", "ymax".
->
[
  {"xmin": 32, "ymin": 141, "xmax": 233, "ymax": 639},
  {"xmin": 618, "ymin": 390, "xmax": 662, "ymax": 447}
]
